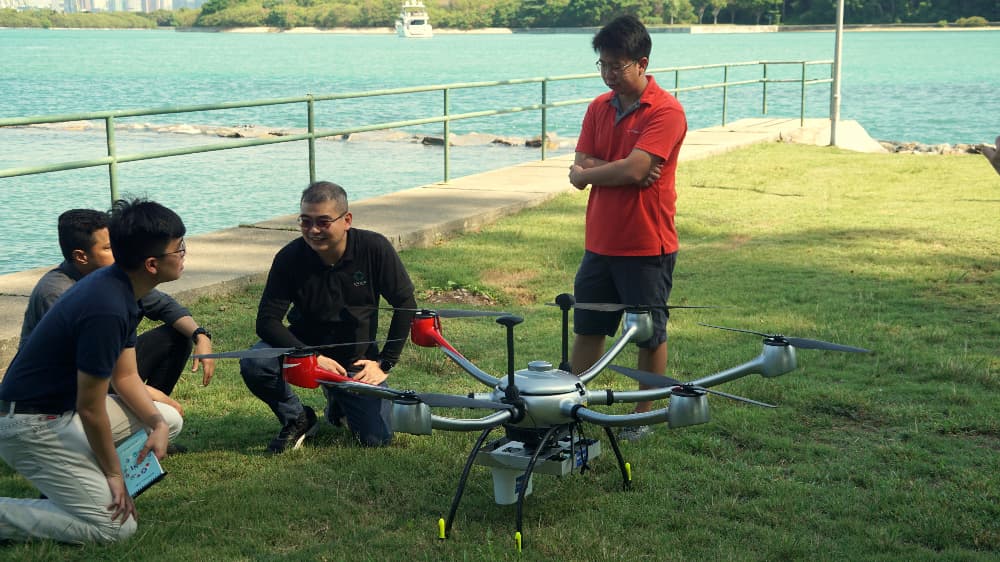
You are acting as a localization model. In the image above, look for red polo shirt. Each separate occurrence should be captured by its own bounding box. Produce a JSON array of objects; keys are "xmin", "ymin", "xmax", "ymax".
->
[{"xmin": 576, "ymin": 75, "xmax": 687, "ymax": 256}]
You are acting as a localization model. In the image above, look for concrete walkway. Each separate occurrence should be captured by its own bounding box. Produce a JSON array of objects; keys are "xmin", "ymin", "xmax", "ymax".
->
[{"xmin": 0, "ymin": 118, "xmax": 881, "ymax": 369}]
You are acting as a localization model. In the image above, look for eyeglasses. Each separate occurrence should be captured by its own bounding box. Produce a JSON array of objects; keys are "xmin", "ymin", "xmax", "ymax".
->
[
  {"xmin": 157, "ymin": 241, "xmax": 186, "ymax": 258},
  {"xmin": 595, "ymin": 60, "xmax": 637, "ymax": 74},
  {"xmin": 298, "ymin": 210, "xmax": 348, "ymax": 230}
]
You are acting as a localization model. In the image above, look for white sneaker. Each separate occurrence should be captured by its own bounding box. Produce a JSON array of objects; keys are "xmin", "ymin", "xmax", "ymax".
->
[{"xmin": 617, "ymin": 425, "xmax": 653, "ymax": 442}]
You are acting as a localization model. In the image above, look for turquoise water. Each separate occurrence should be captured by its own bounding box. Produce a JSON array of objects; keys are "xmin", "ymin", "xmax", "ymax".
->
[{"xmin": 2, "ymin": 28, "xmax": 999, "ymax": 274}]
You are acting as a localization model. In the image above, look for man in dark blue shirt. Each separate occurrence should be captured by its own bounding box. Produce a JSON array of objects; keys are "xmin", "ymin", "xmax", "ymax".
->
[
  {"xmin": 240, "ymin": 181, "xmax": 417, "ymax": 452},
  {"xmin": 0, "ymin": 198, "xmax": 187, "ymax": 544}
]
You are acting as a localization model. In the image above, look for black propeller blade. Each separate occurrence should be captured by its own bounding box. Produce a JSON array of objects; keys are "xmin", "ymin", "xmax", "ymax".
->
[
  {"xmin": 193, "ymin": 339, "xmax": 402, "ymax": 360},
  {"xmin": 381, "ymin": 387, "xmax": 512, "ymax": 410},
  {"xmin": 698, "ymin": 324, "xmax": 870, "ymax": 353},
  {"xmin": 545, "ymin": 302, "xmax": 714, "ymax": 312},
  {"xmin": 348, "ymin": 305, "xmax": 510, "ymax": 318},
  {"xmin": 609, "ymin": 365, "xmax": 777, "ymax": 408}
]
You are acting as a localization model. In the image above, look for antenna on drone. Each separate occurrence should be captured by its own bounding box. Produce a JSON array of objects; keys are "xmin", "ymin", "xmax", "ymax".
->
[
  {"xmin": 496, "ymin": 315, "xmax": 523, "ymax": 401},
  {"xmin": 554, "ymin": 293, "xmax": 575, "ymax": 372}
]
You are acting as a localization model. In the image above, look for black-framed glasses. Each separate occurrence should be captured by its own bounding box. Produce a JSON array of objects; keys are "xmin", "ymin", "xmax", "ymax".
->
[
  {"xmin": 157, "ymin": 241, "xmax": 186, "ymax": 258},
  {"xmin": 298, "ymin": 210, "xmax": 348, "ymax": 230},
  {"xmin": 595, "ymin": 60, "xmax": 636, "ymax": 74}
]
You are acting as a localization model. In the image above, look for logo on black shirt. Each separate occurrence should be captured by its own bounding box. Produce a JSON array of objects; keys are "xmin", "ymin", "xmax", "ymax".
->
[{"xmin": 353, "ymin": 271, "xmax": 368, "ymax": 287}]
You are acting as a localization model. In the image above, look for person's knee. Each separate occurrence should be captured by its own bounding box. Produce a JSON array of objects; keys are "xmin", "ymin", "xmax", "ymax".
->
[{"xmin": 156, "ymin": 402, "xmax": 184, "ymax": 441}]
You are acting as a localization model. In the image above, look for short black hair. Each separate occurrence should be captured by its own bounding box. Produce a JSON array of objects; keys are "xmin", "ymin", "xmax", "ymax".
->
[
  {"xmin": 108, "ymin": 198, "xmax": 186, "ymax": 270},
  {"xmin": 592, "ymin": 15, "xmax": 652, "ymax": 62},
  {"xmin": 57, "ymin": 209, "xmax": 108, "ymax": 262},
  {"xmin": 301, "ymin": 180, "xmax": 348, "ymax": 212}
]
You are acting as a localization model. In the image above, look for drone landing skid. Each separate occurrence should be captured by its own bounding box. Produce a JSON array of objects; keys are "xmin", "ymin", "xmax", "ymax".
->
[{"xmin": 440, "ymin": 423, "xmax": 630, "ymax": 553}]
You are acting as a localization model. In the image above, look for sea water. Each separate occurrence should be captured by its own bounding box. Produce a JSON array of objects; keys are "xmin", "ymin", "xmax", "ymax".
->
[{"xmin": 2, "ymin": 28, "xmax": 998, "ymax": 274}]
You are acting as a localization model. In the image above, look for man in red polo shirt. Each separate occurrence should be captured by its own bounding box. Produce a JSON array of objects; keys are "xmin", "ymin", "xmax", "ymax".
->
[{"xmin": 568, "ymin": 15, "xmax": 687, "ymax": 442}]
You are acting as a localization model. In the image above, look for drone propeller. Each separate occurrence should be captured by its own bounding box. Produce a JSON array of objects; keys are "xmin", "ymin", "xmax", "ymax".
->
[
  {"xmin": 608, "ymin": 365, "xmax": 777, "ymax": 408},
  {"xmin": 545, "ymin": 301, "xmax": 714, "ymax": 312},
  {"xmin": 698, "ymin": 324, "xmax": 870, "ymax": 353},
  {"xmin": 348, "ymin": 305, "xmax": 510, "ymax": 319},
  {"xmin": 193, "ymin": 339, "xmax": 401, "ymax": 360}
]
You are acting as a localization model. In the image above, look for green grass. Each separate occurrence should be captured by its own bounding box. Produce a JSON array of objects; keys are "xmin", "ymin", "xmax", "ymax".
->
[{"xmin": 2, "ymin": 143, "xmax": 998, "ymax": 561}]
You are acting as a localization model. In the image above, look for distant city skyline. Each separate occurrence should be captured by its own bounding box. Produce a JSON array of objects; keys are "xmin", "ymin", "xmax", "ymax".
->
[{"xmin": 0, "ymin": 0, "xmax": 204, "ymax": 12}]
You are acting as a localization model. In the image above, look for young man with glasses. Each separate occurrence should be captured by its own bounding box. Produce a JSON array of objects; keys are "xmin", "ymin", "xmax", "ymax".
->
[
  {"xmin": 239, "ymin": 180, "xmax": 417, "ymax": 452},
  {"xmin": 567, "ymin": 15, "xmax": 688, "ymax": 442},
  {"xmin": 19, "ymin": 209, "xmax": 216, "ymax": 434},
  {"xmin": 0, "ymin": 199, "xmax": 187, "ymax": 543}
]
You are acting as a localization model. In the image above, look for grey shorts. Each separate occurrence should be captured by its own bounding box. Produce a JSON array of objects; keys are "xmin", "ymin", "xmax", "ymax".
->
[{"xmin": 572, "ymin": 250, "xmax": 677, "ymax": 348}]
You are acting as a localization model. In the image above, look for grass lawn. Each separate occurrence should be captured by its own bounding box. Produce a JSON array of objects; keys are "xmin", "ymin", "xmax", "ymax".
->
[{"xmin": 2, "ymin": 143, "xmax": 997, "ymax": 561}]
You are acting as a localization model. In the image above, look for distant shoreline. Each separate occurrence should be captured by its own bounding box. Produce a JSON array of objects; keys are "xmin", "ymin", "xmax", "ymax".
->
[{"xmin": 180, "ymin": 23, "xmax": 999, "ymax": 35}]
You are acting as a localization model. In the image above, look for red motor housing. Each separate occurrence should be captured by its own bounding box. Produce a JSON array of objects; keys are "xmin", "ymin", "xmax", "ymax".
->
[
  {"xmin": 281, "ymin": 352, "xmax": 354, "ymax": 388},
  {"xmin": 410, "ymin": 310, "xmax": 461, "ymax": 355}
]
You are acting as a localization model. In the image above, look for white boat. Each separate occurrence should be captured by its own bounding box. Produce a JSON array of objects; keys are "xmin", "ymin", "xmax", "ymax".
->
[{"xmin": 395, "ymin": 0, "xmax": 433, "ymax": 38}]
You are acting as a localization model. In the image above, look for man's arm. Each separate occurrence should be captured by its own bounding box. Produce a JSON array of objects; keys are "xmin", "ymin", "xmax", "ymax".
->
[
  {"xmin": 77, "ymin": 368, "xmax": 137, "ymax": 524},
  {"xmin": 109, "ymin": 347, "xmax": 170, "ymax": 461},
  {"xmin": 569, "ymin": 148, "xmax": 661, "ymax": 190}
]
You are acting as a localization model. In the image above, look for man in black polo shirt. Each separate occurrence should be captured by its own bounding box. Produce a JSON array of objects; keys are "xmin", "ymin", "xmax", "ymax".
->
[
  {"xmin": 239, "ymin": 181, "xmax": 416, "ymax": 452},
  {"xmin": 0, "ymin": 198, "xmax": 186, "ymax": 544}
]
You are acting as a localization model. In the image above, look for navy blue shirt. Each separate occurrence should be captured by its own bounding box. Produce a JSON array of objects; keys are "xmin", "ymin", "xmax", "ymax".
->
[{"xmin": 0, "ymin": 265, "xmax": 140, "ymax": 412}]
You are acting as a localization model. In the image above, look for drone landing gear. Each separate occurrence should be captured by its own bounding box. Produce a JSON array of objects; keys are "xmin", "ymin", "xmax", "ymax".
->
[{"xmin": 439, "ymin": 423, "xmax": 629, "ymax": 552}]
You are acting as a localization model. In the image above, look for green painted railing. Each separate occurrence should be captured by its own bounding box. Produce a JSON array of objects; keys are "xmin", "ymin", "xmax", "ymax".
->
[{"xmin": 0, "ymin": 60, "xmax": 832, "ymax": 203}]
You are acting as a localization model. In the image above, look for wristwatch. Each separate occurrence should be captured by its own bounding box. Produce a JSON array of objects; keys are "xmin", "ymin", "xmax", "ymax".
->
[
  {"xmin": 191, "ymin": 327, "xmax": 212, "ymax": 344},
  {"xmin": 379, "ymin": 359, "xmax": 395, "ymax": 373}
]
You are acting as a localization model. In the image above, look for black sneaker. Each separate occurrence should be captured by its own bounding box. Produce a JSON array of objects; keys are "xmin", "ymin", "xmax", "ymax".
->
[{"xmin": 267, "ymin": 406, "xmax": 318, "ymax": 454}]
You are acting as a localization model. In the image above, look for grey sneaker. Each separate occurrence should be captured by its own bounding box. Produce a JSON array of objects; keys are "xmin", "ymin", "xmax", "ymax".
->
[
  {"xmin": 617, "ymin": 425, "xmax": 653, "ymax": 442},
  {"xmin": 267, "ymin": 406, "xmax": 318, "ymax": 454}
]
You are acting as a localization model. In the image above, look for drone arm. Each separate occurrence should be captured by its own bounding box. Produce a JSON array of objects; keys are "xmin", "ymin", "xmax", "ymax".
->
[
  {"xmin": 577, "ymin": 324, "xmax": 641, "ymax": 384},
  {"xmin": 688, "ymin": 345, "xmax": 797, "ymax": 388},
  {"xmin": 583, "ymin": 387, "xmax": 675, "ymax": 406},
  {"xmin": 439, "ymin": 346, "xmax": 502, "ymax": 388},
  {"xmin": 430, "ymin": 410, "xmax": 513, "ymax": 431},
  {"xmin": 562, "ymin": 403, "xmax": 670, "ymax": 428}
]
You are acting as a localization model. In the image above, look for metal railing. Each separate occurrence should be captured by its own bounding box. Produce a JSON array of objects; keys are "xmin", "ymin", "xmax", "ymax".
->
[{"xmin": 0, "ymin": 60, "xmax": 833, "ymax": 204}]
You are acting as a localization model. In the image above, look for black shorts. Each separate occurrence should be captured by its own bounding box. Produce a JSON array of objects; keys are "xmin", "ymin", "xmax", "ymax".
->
[{"xmin": 572, "ymin": 250, "xmax": 677, "ymax": 348}]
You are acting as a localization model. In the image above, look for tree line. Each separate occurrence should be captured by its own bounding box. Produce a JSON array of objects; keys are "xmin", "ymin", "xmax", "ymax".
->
[{"xmin": 1, "ymin": 0, "xmax": 996, "ymax": 30}]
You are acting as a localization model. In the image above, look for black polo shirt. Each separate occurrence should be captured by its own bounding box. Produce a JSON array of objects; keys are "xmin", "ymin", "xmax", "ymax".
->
[{"xmin": 256, "ymin": 228, "xmax": 416, "ymax": 367}]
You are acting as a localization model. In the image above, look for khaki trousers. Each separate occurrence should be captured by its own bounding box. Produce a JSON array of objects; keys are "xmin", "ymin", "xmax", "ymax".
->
[{"xmin": 0, "ymin": 397, "xmax": 182, "ymax": 544}]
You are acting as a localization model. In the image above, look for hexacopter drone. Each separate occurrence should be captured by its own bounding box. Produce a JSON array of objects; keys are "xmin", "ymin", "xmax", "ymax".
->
[{"xmin": 199, "ymin": 294, "xmax": 868, "ymax": 551}]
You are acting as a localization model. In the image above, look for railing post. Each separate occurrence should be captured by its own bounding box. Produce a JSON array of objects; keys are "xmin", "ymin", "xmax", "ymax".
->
[
  {"xmin": 800, "ymin": 62, "xmax": 807, "ymax": 127},
  {"xmin": 443, "ymin": 87, "xmax": 450, "ymax": 183},
  {"xmin": 762, "ymin": 62, "xmax": 768, "ymax": 115},
  {"xmin": 540, "ymin": 80, "xmax": 548, "ymax": 161},
  {"xmin": 307, "ymin": 95, "xmax": 316, "ymax": 183},
  {"xmin": 722, "ymin": 65, "xmax": 729, "ymax": 125},
  {"xmin": 674, "ymin": 70, "xmax": 680, "ymax": 100},
  {"xmin": 105, "ymin": 116, "xmax": 119, "ymax": 204}
]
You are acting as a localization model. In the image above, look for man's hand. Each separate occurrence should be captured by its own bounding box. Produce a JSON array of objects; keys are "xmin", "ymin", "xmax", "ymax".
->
[
  {"xmin": 138, "ymin": 419, "xmax": 170, "ymax": 462},
  {"xmin": 106, "ymin": 474, "xmax": 137, "ymax": 524},
  {"xmin": 351, "ymin": 359, "xmax": 387, "ymax": 385},
  {"xmin": 316, "ymin": 355, "xmax": 348, "ymax": 376},
  {"xmin": 640, "ymin": 161, "xmax": 663, "ymax": 187},
  {"xmin": 191, "ymin": 335, "xmax": 216, "ymax": 386},
  {"xmin": 568, "ymin": 164, "xmax": 589, "ymax": 190}
]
